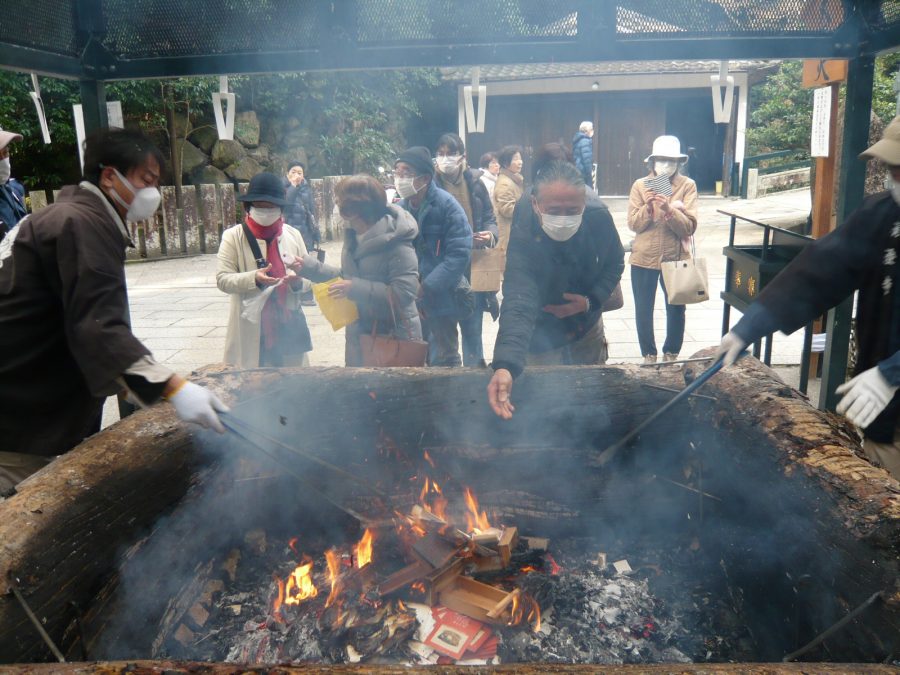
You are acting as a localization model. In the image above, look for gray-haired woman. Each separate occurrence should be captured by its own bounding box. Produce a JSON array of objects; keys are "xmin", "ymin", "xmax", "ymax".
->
[{"xmin": 487, "ymin": 160, "xmax": 624, "ymax": 419}]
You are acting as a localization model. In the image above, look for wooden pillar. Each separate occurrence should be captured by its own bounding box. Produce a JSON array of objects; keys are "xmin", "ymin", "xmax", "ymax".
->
[
  {"xmin": 820, "ymin": 55, "xmax": 875, "ymax": 411},
  {"xmin": 807, "ymin": 81, "xmax": 841, "ymax": 378}
]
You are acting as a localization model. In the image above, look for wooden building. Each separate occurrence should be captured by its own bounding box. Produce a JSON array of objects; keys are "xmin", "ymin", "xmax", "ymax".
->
[{"xmin": 444, "ymin": 60, "xmax": 779, "ymax": 195}]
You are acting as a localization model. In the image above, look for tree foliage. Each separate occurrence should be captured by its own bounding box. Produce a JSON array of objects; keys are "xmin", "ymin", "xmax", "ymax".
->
[
  {"xmin": 0, "ymin": 69, "xmax": 444, "ymax": 188},
  {"xmin": 746, "ymin": 55, "xmax": 900, "ymax": 157}
]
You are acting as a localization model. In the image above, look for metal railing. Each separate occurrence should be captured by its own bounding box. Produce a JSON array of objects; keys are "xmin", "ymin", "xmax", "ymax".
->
[{"xmin": 739, "ymin": 149, "xmax": 811, "ymax": 199}]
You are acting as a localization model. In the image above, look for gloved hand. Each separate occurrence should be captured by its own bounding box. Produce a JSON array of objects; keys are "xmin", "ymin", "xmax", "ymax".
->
[
  {"xmin": 169, "ymin": 382, "xmax": 229, "ymax": 433},
  {"xmin": 835, "ymin": 366, "xmax": 898, "ymax": 429},
  {"xmin": 715, "ymin": 331, "xmax": 748, "ymax": 366}
]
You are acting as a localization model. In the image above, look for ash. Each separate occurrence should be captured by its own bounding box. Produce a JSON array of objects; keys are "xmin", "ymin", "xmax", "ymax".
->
[{"xmin": 501, "ymin": 557, "xmax": 691, "ymax": 664}]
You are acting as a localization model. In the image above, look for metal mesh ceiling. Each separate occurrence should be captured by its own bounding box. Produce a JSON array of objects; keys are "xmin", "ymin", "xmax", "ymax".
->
[
  {"xmin": 356, "ymin": 0, "xmax": 581, "ymax": 44},
  {"xmin": 0, "ymin": 0, "xmax": 77, "ymax": 56},
  {"xmin": 101, "ymin": 0, "xmax": 321, "ymax": 58},
  {"xmin": 616, "ymin": 0, "xmax": 847, "ymax": 36}
]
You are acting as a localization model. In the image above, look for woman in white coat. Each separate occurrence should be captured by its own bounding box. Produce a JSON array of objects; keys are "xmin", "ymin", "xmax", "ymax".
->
[{"xmin": 216, "ymin": 172, "xmax": 313, "ymax": 367}]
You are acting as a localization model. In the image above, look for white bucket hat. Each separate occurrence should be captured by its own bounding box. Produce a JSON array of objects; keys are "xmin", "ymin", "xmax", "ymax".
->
[
  {"xmin": 860, "ymin": 115, "xmax": 900, "ymax": 166},
  {"xmin": 0, "ymin": 129, "xmax": 23, "ymax": 152},
  {"xmin": 645, "ymin": 135, "xmax": 688, "ymax": 163}
]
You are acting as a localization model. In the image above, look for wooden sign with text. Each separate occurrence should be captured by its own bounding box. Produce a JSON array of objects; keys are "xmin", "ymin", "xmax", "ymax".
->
[{"xmin": 802, "ymin": 59, "xmax": 848, "ymax": 88}]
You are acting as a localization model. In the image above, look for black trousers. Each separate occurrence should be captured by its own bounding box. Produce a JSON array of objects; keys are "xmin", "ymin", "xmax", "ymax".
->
[{"xmin": 631, "ymin": 264, "xmax": 686, "ymax": 357}]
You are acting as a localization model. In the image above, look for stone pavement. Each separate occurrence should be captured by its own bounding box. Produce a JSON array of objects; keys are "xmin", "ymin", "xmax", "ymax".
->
[{"xmin": 103, "ymin": 189, "xmax": 816, "ymax": 426}]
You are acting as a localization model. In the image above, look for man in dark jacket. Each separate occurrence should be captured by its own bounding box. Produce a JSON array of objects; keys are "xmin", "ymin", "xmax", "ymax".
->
[
  {"xmin": 283, "ymin": 162, "xmax": 319, "ymax": 251},
  {"xmin": 572, "ymin": 121, "xmax": 595, "ymax": 188},
  {"xmin": 717, "ymin": 116, "xmax": 900, "ymax": 479},
  {"xmin": 433, "ymin": 133, "xmax": 500, "ymax": 367},
  {"xmin": 0, "ymin": 129, "xmax": 27, "ymax": 240},
  {"xmin": 0, "ymin": 128, "xmax": 227, "ymax": 493},
  {"xmin": 488, "ymin": 161, "xmax": 624, "ymax": 419},
  {"xmin": 395, "ymin": 146, "xmax": 473, "ymax": 367}
]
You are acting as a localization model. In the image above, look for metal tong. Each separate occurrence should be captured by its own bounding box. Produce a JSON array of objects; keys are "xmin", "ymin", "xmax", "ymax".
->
[
  {"xmin": 595, "ymin": 352, "xmax": 748, "ymax": 467},
  {"xmin": 220, "ymin": 412, "xmax": 387, "ymax": 525}
]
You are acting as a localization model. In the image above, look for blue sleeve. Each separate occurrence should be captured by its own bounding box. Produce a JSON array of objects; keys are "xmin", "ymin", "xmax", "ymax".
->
[
  {"xmin": 878, "ymin": 350, "xmax": 900, "ymax": 386},
  {"xmin": 422, "ymin": 198, "xmax": 473, "ymax": 293}
]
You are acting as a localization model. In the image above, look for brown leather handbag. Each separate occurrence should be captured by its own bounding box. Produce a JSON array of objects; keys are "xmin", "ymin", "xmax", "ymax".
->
[
  {"xmin": 359, "ymin": 292, "xmax": 427, "ymax": 367},
  {"xmin": 601, "ymin": 283, "xmax": 624, "ymax": 312}
]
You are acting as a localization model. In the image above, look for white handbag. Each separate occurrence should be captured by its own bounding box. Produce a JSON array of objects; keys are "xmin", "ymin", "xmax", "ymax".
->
[{"xmin": 660, "ymin": 236, "xmax": 709, "ymax": 305}]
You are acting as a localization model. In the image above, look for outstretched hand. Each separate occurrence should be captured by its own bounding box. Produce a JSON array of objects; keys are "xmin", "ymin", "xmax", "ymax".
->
[{"xmin": 487, "ymin": 368, "xmax": 515, "ymax": 420}]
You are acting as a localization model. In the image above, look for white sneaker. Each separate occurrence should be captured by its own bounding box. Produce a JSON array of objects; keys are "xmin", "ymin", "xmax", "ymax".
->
[{"xmin": 643, "ymin": 354, "xmax": 658, "ymax": 365}]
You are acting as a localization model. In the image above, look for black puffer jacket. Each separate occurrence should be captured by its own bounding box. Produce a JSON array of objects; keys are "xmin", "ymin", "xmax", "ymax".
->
[{"xmin": 491, "ymin": 193, "xmax": 624, "ymax": 378}]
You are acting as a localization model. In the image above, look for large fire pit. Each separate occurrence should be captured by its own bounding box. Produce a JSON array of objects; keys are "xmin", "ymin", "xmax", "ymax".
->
[{"xmin": 0, "ymin": 359, "xmax": 898, "ymax": 671}]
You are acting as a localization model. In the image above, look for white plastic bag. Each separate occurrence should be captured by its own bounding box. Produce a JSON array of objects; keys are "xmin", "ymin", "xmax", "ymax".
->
[{"xmin": 240, "ymin": 283, "xmax": 280, "ymax": 324}]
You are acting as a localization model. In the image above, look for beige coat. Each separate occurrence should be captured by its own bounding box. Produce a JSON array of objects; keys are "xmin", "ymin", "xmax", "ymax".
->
[
  {"xmin": 492, "ymin": 168, "xmax": 523, "ymax": 250},
  {"xmin": 627, "ymin": 172, "xmax": 698, "ymax": 270},
  {"xmin": 216, "ymin": 223, "xmax": 311, "ymax": 368}
]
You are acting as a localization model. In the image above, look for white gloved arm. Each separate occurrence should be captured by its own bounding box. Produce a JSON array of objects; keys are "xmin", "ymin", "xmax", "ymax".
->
[
  {"xmin": 167, "ymin": 381, "xmax": 229, "ymax": 433},
  {"xmin": 715, "ymin": 331, "xmax": 748, "ymax": 367},
  {"xmin": 835, "ymin": 366, "xmax": 899, "ymax": 429}
]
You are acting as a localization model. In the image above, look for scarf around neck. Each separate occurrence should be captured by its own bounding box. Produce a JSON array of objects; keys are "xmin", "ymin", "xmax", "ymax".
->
[{"xmin": 245, "ymin": 214, "xmax": 290, "ymax": 349}]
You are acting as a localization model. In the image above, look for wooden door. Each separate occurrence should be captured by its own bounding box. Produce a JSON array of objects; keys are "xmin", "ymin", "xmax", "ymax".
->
[{"xmin": 597, "ymin": 95, "xmax": 665, "ymax": 195}]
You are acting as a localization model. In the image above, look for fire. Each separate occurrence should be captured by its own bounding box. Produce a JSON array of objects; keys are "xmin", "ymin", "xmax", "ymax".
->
[
  {"xmin": 423, "ymin": 450, "xmax": 435, "ymax": 468},
  {"xmin": 324, "ymin": 548, "xmax": 342, "ymax": 608},
  {"xmin": 419, "ymin": 477, "xmax": 448, "ymax": 521},
  {"xmin": 288, "ymin": 536, "xmax": 300, "ymax": 557},
  {"xmin": 546, "ymin": 553, "xmax": 562, "ymax": 576},
  {"xmin": 354, "ymin": 528, "xmax": 374, "ymax": 568},
  {"xmin": 272, "ymin": 574, "xmax": 286, "ymax": 622},
  {"xmin": 508, "ymin": 591, "xmax": 542, "ymax": 633},
  {"xmin": 284, "ymin": 557, "xmax": 318, "ymax": 606},
  {"xmin": 464, "ymin": 487, "xmax": 492, "ymax": 533}
]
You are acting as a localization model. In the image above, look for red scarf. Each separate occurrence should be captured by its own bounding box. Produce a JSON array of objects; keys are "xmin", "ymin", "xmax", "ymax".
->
[{"xmin": 245, "ymin": 214, "xmax": 289, "ymax": 349}]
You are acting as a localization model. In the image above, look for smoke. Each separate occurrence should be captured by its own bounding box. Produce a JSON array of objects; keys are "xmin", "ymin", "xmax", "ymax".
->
[{"xmin": 88, "ymin": 367, "xmax": 887, "ymax": 663}]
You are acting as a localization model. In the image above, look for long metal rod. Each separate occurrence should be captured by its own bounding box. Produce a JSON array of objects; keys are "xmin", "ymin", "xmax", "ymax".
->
[
  {"xmin": 639, "ymin": 356, "xmax": 715, "ymax": 368},
  {"xmin": 596, "ymin": 354, "xmax": 745, "ymax": 467},
  {"xmin": 8, "ymin": 574, "xmax": 66, "ymax": 663},
  {"xmin": 220, "ymin": 418, "xmax": 372, "ymax": 525},
  {"xmin": 782, "ymin": 590, "xmax": 884, "ymax": 662},
  {"xmin": 641, "ymin": 382, "xmax": 717, "ymax": 402},
  {"xmin": 221, "ymin": 412, "xmax": 387, "ymax": 499}
]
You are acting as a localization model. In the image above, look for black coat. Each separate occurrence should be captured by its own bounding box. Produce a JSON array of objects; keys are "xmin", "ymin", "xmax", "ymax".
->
[
  {"xmin": 283, "ymin": 179, "xmax": 318, "ymax": 244},
  {"xmin": 435, "ymin": 167, "xmax": 499, "ymax": 241},
  {"xmin": 734, "ymin": 191, "xmax": 900, "ymax": 441},
  {"xmin": 491, "ymin": 193, "xmax": 624, "ymax": 378}
]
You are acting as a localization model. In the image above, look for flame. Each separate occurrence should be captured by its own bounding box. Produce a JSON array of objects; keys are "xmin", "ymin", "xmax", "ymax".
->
[
  {"xmin": 418, "ymin": 476, "xmax": 448, "ymax": 522},
  {"xmin": 288, "ymin": 537, "xmax": 300, "ymax": 557},
  {"xmin": 272, "ymin": 575, "xmax": 286, "ymax": 622},
  {"xmin": 423, "ymin": 450, "xmax": 435, "ymax": 468},
  {"xmin": 464, "ymin": 487, "xmax": 492, "ymax": 533},
  {"xmin": 546, "ymin": 553, "xmax": 562, "ymax": 576},
  {"xmin": 284, "ymin": 557, "xmax": 318, "ymax": 605},
  {"xmin": 508, "ymin": 591, "xmax": 541, "ymax": 633},
  {"xmin": 324, "ymin": 548, "xmax": 342, "ymax": 608},
  {"xmin": 354, "ymin": 528, "xmax": 374, "ymax": 568},
  {"xmin": 411, "ymin": 581, "xmax": 426, "ymax": 594}
]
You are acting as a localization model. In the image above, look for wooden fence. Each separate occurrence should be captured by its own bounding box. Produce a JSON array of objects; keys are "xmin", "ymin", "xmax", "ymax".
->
[{"xmin": 28, "ymin": 177, "xmax": 347, "ymax": 260}]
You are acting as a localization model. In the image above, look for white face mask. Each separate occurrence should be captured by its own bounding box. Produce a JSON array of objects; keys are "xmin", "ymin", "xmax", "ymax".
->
[
  {"xmin": 108, "ymin": 168, "xmax": 161, "ymax": 222},
  {"xmin": 249, "ymin": 206, "xmax": 282, "ymax": 227},
  {"xmin": 889, "ymin": 176, "xmax": 900, "ymax": 206},
  {"xmin": 537, "ymin": 208, "xmax": 584, "ymax": 242},
  {"xmin": 394, "ymin": 175, "xmax": 420, "ymax": 199},
  {"xmin": 654, "ymin": 160, "xmax": 678, "ymax": 177},
  {"xmin": 0, "ymin": 158, "xmax": 10, "ymax": 183},
  {"xmin": 436, "ymin": 155, "xmax": 462, "ymax": 174}
]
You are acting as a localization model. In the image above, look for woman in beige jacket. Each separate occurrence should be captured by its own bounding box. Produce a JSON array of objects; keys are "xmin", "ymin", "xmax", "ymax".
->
[
  {"xmin": 627, "ymin": 136, "xmax": 698, "ymax": 364},
  {"xmin": 491, "ymin": 145, "xmax": 524, "ymax": 250},
  {"xmin": 216, "ymin": 172, "xmax": 312, "ymax": 368}
]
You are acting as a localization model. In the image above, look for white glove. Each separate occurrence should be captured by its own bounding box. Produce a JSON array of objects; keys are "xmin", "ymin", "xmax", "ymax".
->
[
  {"xmin": 835, "ymin": 366, "xmax": 898, "ymax": 429},
  {"xmin": 169, "ymin": 382, "xmax": 229, "ymax": 433},
  {"xmin": 715, "ymin": 331, "xmax": 747, "ymax": 367}
]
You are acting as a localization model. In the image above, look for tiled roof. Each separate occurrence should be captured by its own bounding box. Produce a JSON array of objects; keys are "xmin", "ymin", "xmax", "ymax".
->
[{"xmin": 441, "ymin": 60, "xmax": 781, "ymax": 82}]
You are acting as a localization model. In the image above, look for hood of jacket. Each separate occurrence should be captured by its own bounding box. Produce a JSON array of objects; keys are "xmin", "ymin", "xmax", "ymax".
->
[
  {"xmin": 350, "ymin": 204, "xmax": 418, "ymax": 258},
  {"xmin": 573, "ymin": 131, "xmax": 591, "ymax": 145}
]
